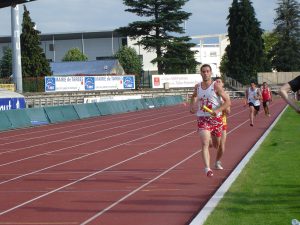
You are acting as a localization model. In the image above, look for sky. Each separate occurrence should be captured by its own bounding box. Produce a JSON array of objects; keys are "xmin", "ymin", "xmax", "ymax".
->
[{"xmin": 0, "ymin": 0, "xmax": 279, "ymax": 38}]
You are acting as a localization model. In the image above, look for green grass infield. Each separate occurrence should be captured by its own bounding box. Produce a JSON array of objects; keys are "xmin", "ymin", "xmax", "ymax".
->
[{"xmin": 204, "ymin": 106, "xmax": 300, "ymax": 225}]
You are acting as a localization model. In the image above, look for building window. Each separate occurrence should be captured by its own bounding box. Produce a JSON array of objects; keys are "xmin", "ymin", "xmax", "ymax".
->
[
  {"xmin": 210, "ymin": 51, "xmax": 217, "ymax": 57},
  {"xmin": 138, "ymin": 55, "xmax": 143, "ymax": 61},
  {"xmin": 49, "ymin": 44, "xmax": 54, "ymax": 51},
  {"xmin": 96, "ymin": 56, "xmax": 116, "ymax": 60},
  {"xmin": 122, "ymin": 38, "xmax": 128, "ymax": 46}
]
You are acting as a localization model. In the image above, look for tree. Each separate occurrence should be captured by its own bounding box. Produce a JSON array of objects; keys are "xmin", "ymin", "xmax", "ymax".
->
[
  {"xmin": 20, "ymin": 5, "xmax": 51, "ymax": 77},
  {"xmin": 115, "ymin": 46, "xmax": 143, "ymax": 75},
  {"xmin": 163, "ymin": 36, "xmax": 197, "ymax": 74},
  {"xmin": 261, "ymin": 32, "xmax": 279, "ymax": 72},
  {"xmin": 0, "ymin": 47, "xmax": 12, "ymax": 78},
  {"xmin": 270, "ymin": 0, "xmax": 300, "ymax": 71},
  {"xmin": 62, "ymin": 48, "xmax": 88, "ymax": 61},
  {"xmin": 117, "ymin": 0, "xmax": 192, "ymax": 74},
  {"xmin": 115, "ymin": 46, "xmax": 143, "ymax": 89},
  {"xmin": 224, "ymin": 0, "xmax": 264, "ymax": 84}
]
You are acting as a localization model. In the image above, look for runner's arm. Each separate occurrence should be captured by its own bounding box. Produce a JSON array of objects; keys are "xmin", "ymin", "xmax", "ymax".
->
[
  {"xmin": 279, "ymin": 83, "xmax": 300, "ymax": 114},
  {"xmin": 214, "ymin": 84, "xmax": 231, "ymax": 116},
  {"xmin": 189, "ymin": 84, "xmax": 198, "ymax": 114}
]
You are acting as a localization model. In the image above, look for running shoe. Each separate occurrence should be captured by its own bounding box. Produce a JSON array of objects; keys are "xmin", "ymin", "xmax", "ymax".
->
[
  {"xmin": 215, "ymin": 161, "xmax": 223, "ymax": 170},
  {"xmin": 205, "ymin": 168, "xmax": 213, "ymax": 177}
]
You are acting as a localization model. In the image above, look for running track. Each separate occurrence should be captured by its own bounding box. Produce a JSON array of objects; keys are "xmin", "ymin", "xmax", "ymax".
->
[{"xmin": 0, "ymin": 99, "xmax": 286, "ymax": 225}]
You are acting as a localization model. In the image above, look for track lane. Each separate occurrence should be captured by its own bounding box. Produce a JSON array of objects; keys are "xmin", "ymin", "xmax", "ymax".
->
[{"xmin": 0, "ymin": 99, "xmax": 286, "ymax": 224}]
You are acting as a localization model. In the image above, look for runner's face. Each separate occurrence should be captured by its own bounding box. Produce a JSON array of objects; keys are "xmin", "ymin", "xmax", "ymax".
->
[
  {"xmin": 201, "ymin": 66, "xmax": 212, "ymax": 81},
  {"xmin": 216, "ymin": 79, "xmax": 223, "ymax": 87},
  {"xmin": 250, "ymin": 83, "xmax": 256, "ymax": 89}
]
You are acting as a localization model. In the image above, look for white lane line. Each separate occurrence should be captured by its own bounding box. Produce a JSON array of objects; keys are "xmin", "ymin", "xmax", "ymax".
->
[
  {"xmin": 0, "ymin": 107, "xmax": 181, "ymax": 145},
  {"xmin": 189, "ymin": 103, "xmax": 287, "ymax": 225},
  {"xmin": 81, "ymin": 102, "xmax": 279, "ymax": 225},
  {"xmin": 0, "ymin": 105, "xmax": 181, "ymax": 139},
  {"xmin": 0, "ymin": 110, "xmax": 186, "ymax": 155},
  {"xmin": 80, "ymin": 149, "xmax": 201, "ymax": 225},
  {"xmin": 0, "ymin": 102, "xmax": 251, "ymax": 218},
  {"xmin": 0, "ymin": 119, "xmax": 194, "ymax": 185},
  {"xmin": 0, "ymin": 107, "xmax": 248, "ymax": 183},
  {"xmin": 0, "ymin": 130, "xmax": 196, "ymax": 216}
]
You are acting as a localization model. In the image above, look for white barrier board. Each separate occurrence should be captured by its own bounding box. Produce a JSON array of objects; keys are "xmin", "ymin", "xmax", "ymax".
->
[
  {"xmin": 152, "ymin": 74, "xmax": 202, "ymax": 88},
  {"xmin": 45, "ymin": 75, "xmax": 135, "ymax": 92}
]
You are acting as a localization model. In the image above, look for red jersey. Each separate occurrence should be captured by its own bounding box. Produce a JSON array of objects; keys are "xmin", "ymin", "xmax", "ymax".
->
[{"xmin": 261, "ymin": 87, "xmax": 271, "ymax": 101}]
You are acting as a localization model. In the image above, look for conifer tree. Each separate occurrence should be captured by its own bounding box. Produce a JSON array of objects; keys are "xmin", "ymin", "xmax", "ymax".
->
[
  {"xmin": 270, "ymin": 0, "xmax": 300, "ymax": 71},
  {"xmin": 224, "ymin": 0, "xmax": 264, "ymax": 84},
  {"xmin": 117, "ymin": 0, "xmax": 194, "ymax": 74},
  {"xmin": 21, "ymin": 5, "xmax": 51, "ymax": 77},
  {"xmin": 0, "ymin": 47, "xmax": 12, "ymax": 78},
  {"xmin": 163, "ymin": 36, "xmax": 197, "ymax": 74}
]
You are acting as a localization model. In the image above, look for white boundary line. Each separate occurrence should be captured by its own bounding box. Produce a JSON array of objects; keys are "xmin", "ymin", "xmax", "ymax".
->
[{"xmin": 189, "ymin": 105, "xmax": 288, "ymax": 225}]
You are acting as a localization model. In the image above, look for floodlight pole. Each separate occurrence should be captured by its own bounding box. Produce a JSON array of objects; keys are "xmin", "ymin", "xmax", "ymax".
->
[{"xmin": 11, "ymin": 4, "xmax": 23, "ymax": 93}]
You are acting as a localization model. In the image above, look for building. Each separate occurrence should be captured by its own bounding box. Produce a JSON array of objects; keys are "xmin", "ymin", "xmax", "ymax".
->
[
  {"xmin": 0, "ymin": 30, "xmax": 158, "ymax": 75},
  {"xmin": 0, "ymin": 30, "xmax": 228, "ymax": 78},
  {"xmin": 191, "ymin": 34, "xmax": 229, "ymax": 77}
]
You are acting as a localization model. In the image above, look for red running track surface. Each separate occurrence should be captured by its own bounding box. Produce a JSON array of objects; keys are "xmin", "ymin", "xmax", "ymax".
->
[{"xmin": 0, "ymin": 99, "xmax": 286, "ymax": 225}]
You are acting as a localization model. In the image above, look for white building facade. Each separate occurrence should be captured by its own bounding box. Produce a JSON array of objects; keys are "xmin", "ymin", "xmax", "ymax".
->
[{"xmin": 191, "ymin": 34, "xmax": 229, "ymax": 77}]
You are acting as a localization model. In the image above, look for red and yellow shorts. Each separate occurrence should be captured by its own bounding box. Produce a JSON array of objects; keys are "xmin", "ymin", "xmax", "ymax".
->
[
  {"xmin": 222, "ymin": 115, "xmax": 227, "ymax": 131},
  {"xmin": 197, "ymin": 116, "xmax": 223, "ymax": 137}
]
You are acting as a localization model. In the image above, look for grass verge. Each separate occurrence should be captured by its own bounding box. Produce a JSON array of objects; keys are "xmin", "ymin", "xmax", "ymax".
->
[{"xmin": 204, "ymin": 107, "xmax": 300, "ymax": 225}]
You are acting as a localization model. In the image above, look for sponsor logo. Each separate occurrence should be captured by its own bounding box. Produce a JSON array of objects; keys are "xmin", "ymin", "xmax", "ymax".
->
[
  {"xmin": 123, "ymin": 76, "xmax": 134, "ymax": 89},
  {"xmin": 45, "ymin": 77, "xmax": 56, "ymax": 91},
  {"xmin": 154, "ymin": 77, "xmax": 160, "ymax": 86},
  {"xmin": 85, "ymin": 77, "xmax": 95, "ymax": 90}
]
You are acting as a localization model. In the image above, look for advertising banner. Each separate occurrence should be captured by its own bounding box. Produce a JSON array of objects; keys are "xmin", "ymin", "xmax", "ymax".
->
[
  {"xmin": 0, "ymin": 98, "xmax": 26, "ymax": 111},
  {"xmin": 152, "ymin": 74, "xmax": 202, "ymax": 88},
  {"xmin": 45, "ymin": 75, "xmax": 135, "ymax": 92}
]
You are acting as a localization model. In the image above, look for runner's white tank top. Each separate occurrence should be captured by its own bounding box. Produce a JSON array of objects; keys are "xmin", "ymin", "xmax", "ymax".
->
[
  {"xmin": 248, "ymin": 87, "xmax": 260, "ymax": 106},
  {"xmin": 196, "ymin": 81, "xmax": 222, "ymax": 117}
]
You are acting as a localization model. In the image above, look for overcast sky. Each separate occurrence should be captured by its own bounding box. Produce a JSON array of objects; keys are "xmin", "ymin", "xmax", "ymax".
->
[{"xmin": 0, "ymin": 0, "xmax": 279, "ymax": 37}]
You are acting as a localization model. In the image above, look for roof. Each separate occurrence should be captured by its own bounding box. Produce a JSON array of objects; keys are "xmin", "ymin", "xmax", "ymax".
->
[
  {"xmin": 50, "ymin": 60, "xmax": 125, "ymax": 76},
  {"xmin": 0, "ymin": 0, "xmax": 36, "ymax": 8},
  {"xmin": 0, "ymin": 30, "xmax": 124, "ymax": 43}
]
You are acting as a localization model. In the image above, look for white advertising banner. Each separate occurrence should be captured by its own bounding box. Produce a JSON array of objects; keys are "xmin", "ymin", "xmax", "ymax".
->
[
  {"xmin": 152, "ymin": 74, "xmax": 202, "ymax": 88},
  {"xmin": 45, "ymin": 75, "xmax": 135, "ymax": 92},
  {"xmin": 84, "ymin": 95, "xmax": 142, "ymax": 103}
]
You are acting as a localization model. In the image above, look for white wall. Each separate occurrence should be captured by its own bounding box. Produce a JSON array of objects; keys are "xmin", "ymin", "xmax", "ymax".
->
[{"xmin": 127, "ymin": 37, "xmax": 157, "ymax": 72}]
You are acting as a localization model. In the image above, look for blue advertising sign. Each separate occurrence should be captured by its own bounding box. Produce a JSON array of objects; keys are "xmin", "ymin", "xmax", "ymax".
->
[
  {"xmin": 45, "ymin": 77, "xmax": 56, "ymax": 92},
  {"xmin": 85, "ymin": 77, "xmax": 95, "ymax": 90},
  {"xmin": 123, "ymin": 76, "xmax": 135, "ymax": 89},
  {"xmin": 0, "ymin": 98, "xmax": 26, "ymax": 111}
]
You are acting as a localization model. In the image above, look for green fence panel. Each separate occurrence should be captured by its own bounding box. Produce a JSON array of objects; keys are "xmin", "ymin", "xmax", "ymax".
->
[
  {"xmin": 151, "ymin": 97, "xmax": 162, "ymax": 108},
  {"xmin": 0, "ymin": 111, "xmax": 12, "ymax": 131},
  {"xmin": 109, "ymin": 101, "xmax": 126, "ymax": 114},
  {"xmin": 125, "ymin": 99, "xmax": 143, "ymax": 111},
  {"xmin": 44, "ymin": 105, "xmax": 79, "ymax": 123},
  {"xmin": 60, "ymin": 105, "xmax": 80, "ymax": 121},
  {"xmin": 5, "ymin": 109, "xmax": 32, "ymax": 129},
  {"xmin": 122, "ymin": 100, "xmax": 136, "ymax": 112},
  {"xmin": 134, "ymin": 99, "xmax": 145, "ymax": 110},
  {"xmin": 140, "ymin": 98, "xmax": 155, "ymax": 109},
  {"xmin": 24, "ymin": 108, "xmax": 49, "ymax": 125},
  {"xmin": 73, "ymin": 103, "xmax": 101, "ymax": 119},
  {"xmin": 96, "ymin": 102, "xmax": 114, "ymax": 116},
  {"xmin": 156, "ymin": 96, "xmax": 168, "ymax": 106},
  {"xmin": 44, "ymin": 106, "xmax": 65, "ymax": 123},
  {"xmin": 118, "ymin": 100, "xmax": 131, "ymax": 113}
]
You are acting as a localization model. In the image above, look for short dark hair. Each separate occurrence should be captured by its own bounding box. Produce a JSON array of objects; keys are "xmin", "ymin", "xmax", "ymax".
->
[{"xmin": 200, "ymin": 64, "xmax": 212, "ymax": 72}]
